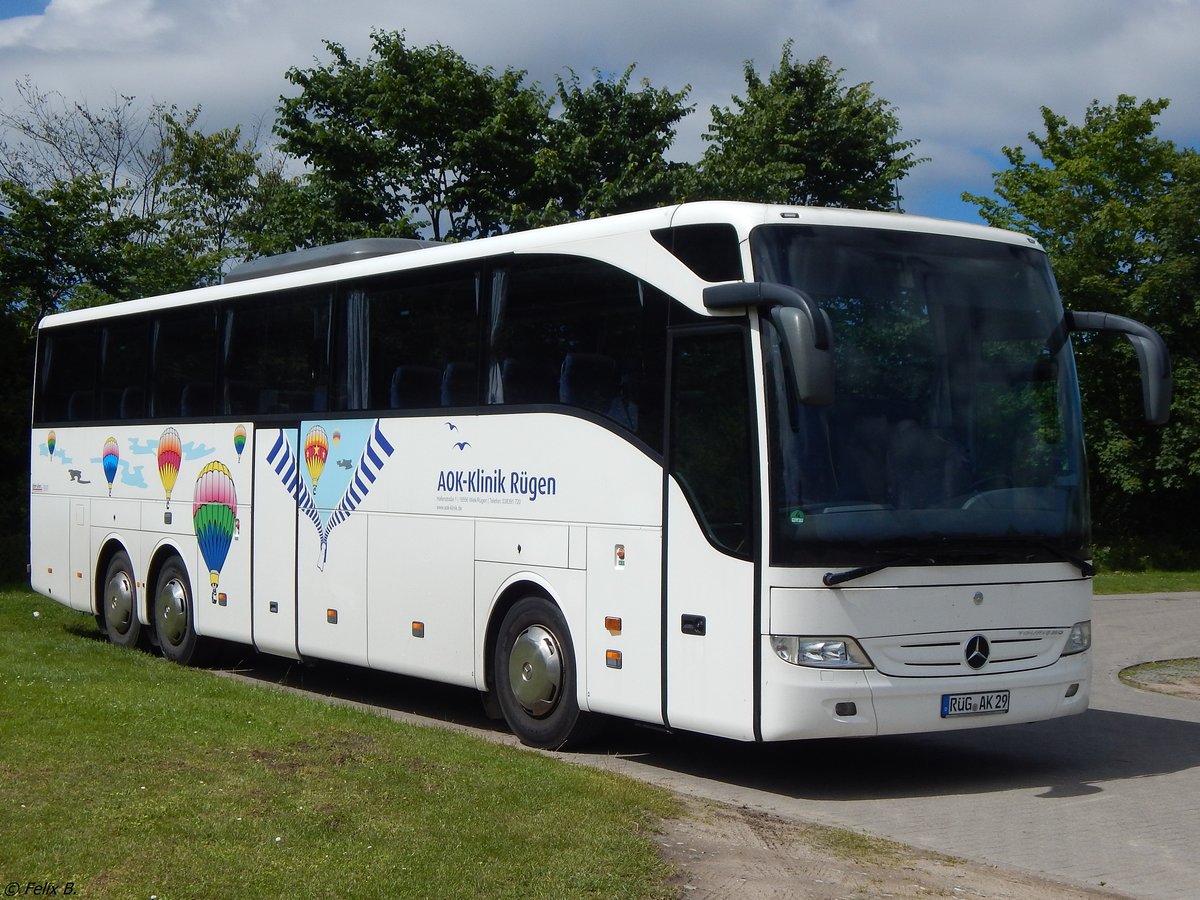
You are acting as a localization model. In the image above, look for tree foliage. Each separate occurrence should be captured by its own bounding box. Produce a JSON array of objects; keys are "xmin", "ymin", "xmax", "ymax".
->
[
  {"xmin": 275, "ymin": 33, "xmax": 695, "ymax": 241},
  {"xmin": 0, "ymin": 176, "xmax": 133, "ymax": 330},
  {"xmin": 276, "ymin": 31, "xmax": 547, "ymax": 241},
  {"xmin": 695, "ymin": 41, "xmax": 924, "ymax": 209},
  {"xmin": 0, "ymin": 77, "xmax": 168, "ymax": 219},
  {"xmin": 514, "ymin": 66, "xmax": 693, "ymax": 228},
  {"xmin": 966, "ymin": 96, "xmax": 1200, "ymax": 560},
  {"xmin": 1, "ymin": 82, "xmax": 292, "ymax": 311}
]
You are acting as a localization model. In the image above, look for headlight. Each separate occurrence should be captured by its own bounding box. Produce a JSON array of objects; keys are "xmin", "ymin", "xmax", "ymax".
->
[
  {"xmin": 1062, "ymin": 620, "xmax": 1091, "ymax": 656},
  {"xmin": 770, "ymin": 635, "xmax": 872, "ymax": 668}
]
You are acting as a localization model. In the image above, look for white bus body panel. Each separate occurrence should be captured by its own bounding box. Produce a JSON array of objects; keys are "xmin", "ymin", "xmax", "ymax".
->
[
  {"xmin": 583, "ymin": 525, "xmax": 663, "ymax": 723},
  {"xmin": 368, "ymin": 514, "xmax": 476, "ymax": 686},
  {"xmin": 30, "ymin": 424, "xmax": 254, "ymax": 641},
  {"xmin": 251, "ymin": 428, "xmax": 299, "ymax": 659},
  {"xmin": 260, "ymin": 413, "xmax": 664, "ymax": 717},
  {"xmin": 664, "ymin": 480, "xmax": 756, "ymax": 741},
  {"xmin": 758, "ymin": 569, "xmax": 1093, "ymax": 740},
  {"xmin": 298, "ymin": 512, "xmax": 369, "ymax": 665},
  {"xmin": 29, "ymin": 492, "xmax": 71, "ymax": 606}
]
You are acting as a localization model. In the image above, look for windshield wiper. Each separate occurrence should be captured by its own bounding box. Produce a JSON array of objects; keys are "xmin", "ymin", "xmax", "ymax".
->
[
  {"xmin": 822, "ymin": 540, "xmax": 1094, "ymax": 588},
  {"xmin": 1010, "ymin": 540, "xmax": 1096, "ymax": 577},
  {"xmin": 823, "ymin": 554, "xmax": 935, "ymax": 588}
]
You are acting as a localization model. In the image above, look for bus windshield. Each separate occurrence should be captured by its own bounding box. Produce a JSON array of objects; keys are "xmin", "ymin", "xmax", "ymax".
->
[{"xmin": 752, "ymin": 224, "xmax": 1090, "ymax": 570}]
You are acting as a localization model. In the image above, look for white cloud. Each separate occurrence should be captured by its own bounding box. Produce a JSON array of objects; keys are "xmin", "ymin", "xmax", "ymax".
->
[{"xmin": 1, "ymin": 0, "xmax": 1197, "ymax": 222}]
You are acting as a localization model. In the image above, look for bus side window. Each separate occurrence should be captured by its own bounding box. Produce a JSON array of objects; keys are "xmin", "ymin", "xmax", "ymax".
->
[
  {"xmin": 362, "ymin": 267, "xmax": 479, "ymax": 411},
  {"xmin": 669, "ymin": 328, "xmax": 755, "ymax": 558},
  {"xmin": 35, "ymin": 326, "xmax": 98, "ymax": 423},
  {"xmin": 99, "ymin": 320, "xmax": 149, "ymax": 419},
  {"xmin": 152, "ymin": 308, "xmax": 218, "ymax": 418},
  {"xmin": 222, "ymin": 287, "xmax": 334, "ymax": 416},
  {"xmin": 491, "ymin": 256, "xmax": 667, "ymax": 450}
]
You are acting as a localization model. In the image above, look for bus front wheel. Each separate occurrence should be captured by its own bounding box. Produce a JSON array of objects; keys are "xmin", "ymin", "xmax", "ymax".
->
[
  {"xmin": 101, "ymin": 551, "xmax": 141, "ymax": 649},
  {"xmin": 493, "ymin": 596, "xmax": 587, "ymax": 749},
  {"xmin": 154, "ymin": 558, "xmax": 202, "ymax": 665}
]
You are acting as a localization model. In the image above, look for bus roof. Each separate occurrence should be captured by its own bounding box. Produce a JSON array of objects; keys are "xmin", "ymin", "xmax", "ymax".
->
[{"xmin": 37, "ymin": 201, "xmax": 1043, "ymax": 330}]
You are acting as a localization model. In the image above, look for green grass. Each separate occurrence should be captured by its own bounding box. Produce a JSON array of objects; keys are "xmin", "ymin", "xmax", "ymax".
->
[
  {"xmin": 1092, "ymin": 569, "xmax": 1200, "ymax": 595},
  {"xmin": 0, "ymin": 588, "xmax": 678, "ymax": 899}
]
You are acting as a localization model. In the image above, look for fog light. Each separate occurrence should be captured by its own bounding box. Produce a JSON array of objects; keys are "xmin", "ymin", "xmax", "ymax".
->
[
  {"xmin": 1065, "ymin": 683, "xmax": 1079, "ymax": 698},
  {"xmin": 834, "ymin": 702, "xmax": 857, "ymax": 717}
]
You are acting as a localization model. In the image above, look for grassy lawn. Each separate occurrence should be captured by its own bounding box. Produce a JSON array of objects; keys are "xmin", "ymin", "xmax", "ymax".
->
[
  {"xmin": 0, "ymin": 588, "xmax": 678, "ymax": 899},
  {"xmin": 1093, "ymin": 569, "xmax": 1200, "ymax": 595}
]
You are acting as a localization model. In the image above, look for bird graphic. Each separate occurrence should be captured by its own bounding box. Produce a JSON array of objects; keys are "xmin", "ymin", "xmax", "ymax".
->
[
  {"xmin": 453, "ymin": 441, "xmax": 471, "ymax": 451},
  {"xmin": 445, "ymin": 421, "xmax": 458, "ymax": 431}
]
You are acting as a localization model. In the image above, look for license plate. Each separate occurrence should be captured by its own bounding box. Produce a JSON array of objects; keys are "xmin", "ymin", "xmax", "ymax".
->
[{"xmin": 941, "ymin": 690, "xmax": 1010, "ymax": 717}]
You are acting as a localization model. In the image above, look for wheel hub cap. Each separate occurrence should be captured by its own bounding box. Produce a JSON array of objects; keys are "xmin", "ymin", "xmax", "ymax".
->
[
  {"xmin": 104, "ymin": 571, "xmax": 134, "ymax": 635},
  {"xmin": 158, "ymin": 578, "xmax": 189, "ymax": 647},
  {"xmin": 508, "ymin": 624, "xmax": 562, "ymax": 717}
]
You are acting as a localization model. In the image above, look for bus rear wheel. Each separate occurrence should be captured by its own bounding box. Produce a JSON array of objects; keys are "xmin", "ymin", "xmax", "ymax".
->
[
  {"xmin": 154, "ymin": 558, "xmax": 202, "ymax": 665},
  {"xmin": 102, "ymin": 551, "xmax": 141, "ymax": 648},
  {"xmin": 493, "ymin": 596, "xmax": 587, "ymax": 749}
]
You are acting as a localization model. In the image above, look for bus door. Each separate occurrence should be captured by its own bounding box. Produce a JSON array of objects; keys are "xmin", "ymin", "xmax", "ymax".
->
[
  {"xmin": 252, "ymin": 427, "xmax": 300, "ymax": 659},
  {"xmin": 664, "ymin": 326, "xmax": 760, "ymax": 741}
]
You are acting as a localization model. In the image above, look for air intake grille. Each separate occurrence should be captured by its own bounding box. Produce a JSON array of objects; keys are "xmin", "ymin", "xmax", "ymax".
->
[{"xmin": 863, "ymin": 628, "xmax": 1068, "ymax": 677}]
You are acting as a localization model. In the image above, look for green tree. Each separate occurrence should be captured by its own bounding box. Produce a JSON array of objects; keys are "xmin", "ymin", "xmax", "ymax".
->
[
  {"xmin": 1, "ymin": 79, "xmax": 294, "ymax": 297},
  {"xmin": 965, "ymin": 96, "xmax": 1200, "ymax": 562},
  {"xmin": 695, "ymin": 42, "xmax": 923, "ymax": 209},
  {"xmin": 0, "ymin": 77, "xmax": 181, "ymax": 222},
  {"xmin": 0, "ymin": 176, "xmax": 140, "ymax": 331},
  {"xmin": 275, "ymin": 30, "xmax": 547, "ymax": 241},
  {"xmin": 514, "ymin": 66, "xmax": 693, "ymax": 228},
  {"xmin": 155, "ymin": 111, "xmax": 299, "ymax": 280}
]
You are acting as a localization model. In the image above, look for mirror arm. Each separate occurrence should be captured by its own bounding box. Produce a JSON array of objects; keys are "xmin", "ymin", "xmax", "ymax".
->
[
  {"xmin": 1066, "ymin": 310, "xmax": 1172, "ymax": 424},
  {"xmin": 703, "ymin": 281, "xmax": 831, "ymax": 350}
]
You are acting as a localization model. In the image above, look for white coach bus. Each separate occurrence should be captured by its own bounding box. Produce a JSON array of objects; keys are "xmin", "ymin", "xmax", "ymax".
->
[{"xmin": 29, "ymin": 201, "xmax": 1170, "ymax": 748}]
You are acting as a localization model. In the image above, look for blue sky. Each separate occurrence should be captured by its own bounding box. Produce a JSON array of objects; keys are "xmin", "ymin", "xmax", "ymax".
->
[
  {"xmin": 3, "ymin": 0, "xmax": 1199, "ymax": 223},
  {"xmin": 1, "ymin": 1, "xmax": 49, "ymax": 16}
]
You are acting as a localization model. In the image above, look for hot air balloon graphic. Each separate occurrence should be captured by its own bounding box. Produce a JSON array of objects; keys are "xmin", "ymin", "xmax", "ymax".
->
[
  {"xmin": 332, "ymin": 430, "xmax": 341, "ymax": 447},
  {"xmin": 47, "ymin": 431, "xmax": 56, "ymax": 458},
  {"xmin": 102, "ymin": 437, "xmax": 119, "ymax": 496},
  {"xmin": 193, "ymin": 461, "xmax": 237, "ymax": 602},
  {"xmin": 304, "ymin": 425, "xmax": 329, "ymax": 495},
  {"xmin": 233, "ymin": 424, "xmax": 247, "ymax": 463},
  {"xmin": 158, "ymin": 427, "xmax": 181, "ymax": 508}
]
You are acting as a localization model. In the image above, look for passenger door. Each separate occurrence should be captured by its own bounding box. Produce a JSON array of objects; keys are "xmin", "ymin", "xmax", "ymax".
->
[{"xmin": 663, "ymin": 326, "xmax": 760, "ymax": 740}]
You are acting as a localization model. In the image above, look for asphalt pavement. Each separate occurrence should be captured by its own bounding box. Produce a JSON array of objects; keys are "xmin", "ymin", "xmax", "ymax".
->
[
  {"xmin": 221, "ymin": 592, "xmax": 1200, "ymax": 899},
  {"xmin": 574, "ymin": 593, "xmax": 1200, "ymax": 899}
]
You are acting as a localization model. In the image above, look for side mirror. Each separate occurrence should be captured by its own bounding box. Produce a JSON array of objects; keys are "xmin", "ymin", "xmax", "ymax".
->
[
  {"xmin": 1067, "ymin": 310, "xmax": 1172, "ymax": 424},
  {"xmin": 703, "ymin": 281, "xmax": 835, "ymax": 405},
  {"xmin": 770, "ymin": 305, "xmax": 835, "ymax": 405}
]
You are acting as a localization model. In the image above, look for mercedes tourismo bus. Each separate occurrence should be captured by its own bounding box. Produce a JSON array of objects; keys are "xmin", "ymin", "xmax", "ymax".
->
[{"xmin": 28, "ymin": 201, "xmax": 1171, "ymax": 748}]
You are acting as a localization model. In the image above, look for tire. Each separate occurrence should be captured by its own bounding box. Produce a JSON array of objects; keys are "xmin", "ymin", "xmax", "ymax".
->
[
  {"xmin": 101, "ymin": 551, "xmax": 142, "ymax": 649},
  {"xmin": 153, "ymin": 557, "xmax": 203, "ymax": 665},
  {"xmin": 493, "ymin": 596, "xmax": 588, "ymax": 749}
]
